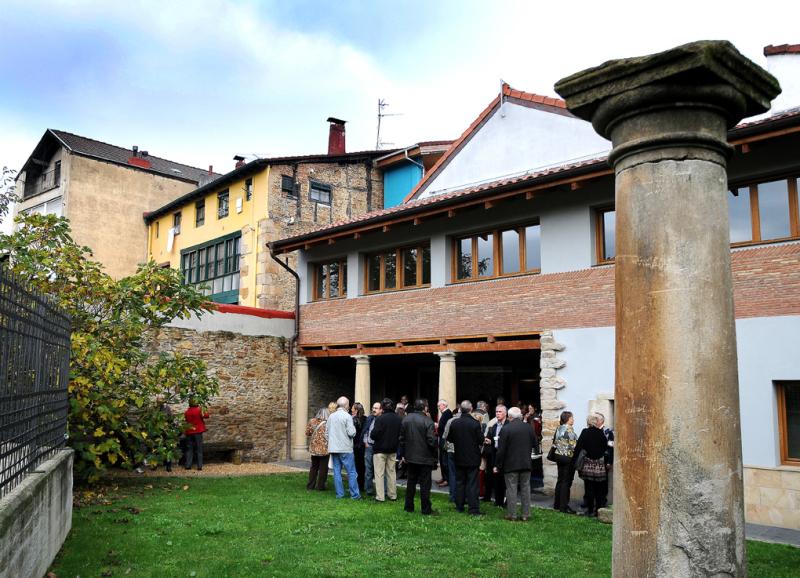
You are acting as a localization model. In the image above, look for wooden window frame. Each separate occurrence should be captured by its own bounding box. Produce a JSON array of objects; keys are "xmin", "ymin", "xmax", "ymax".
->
[
  {"xmin": 180, "ymin": 232, "xmax": 241, "ymax": 303},
  {"xmin": 245, "ymin": 177, "xmax": 253, "ymax": 201},
  {"xmin": 312, "ymin": 259, "xmax": 348, "ymax": 301},
  {"xmin": 595, "ymin": 206, "xmax": 615, "ymax": 265},
  {"xmin": 309, "ymin": 180, "xmax": 332, "ymax": 205},
  {"xmin": 777, "ymin": 381, "xmax": 800, "ymax": 466},
  {"xmin": 217, "ymin": 189, "xmax": 230, "ymax": 219},
  {"xmin": 729, "ymin": 176, "xmax": 800, "ymax": 248},
  {"xmin": 281, "ymin": 175, "xmax": 297, "ymax": 198},
  {"xmin": 364, "ymin": 243, "xmax": 431, "ymax": 294},
  {"xmin": 173, "ymin": 211, "xmax": 181, "ymax": 235},
  {"xmin": 451, "ymin": 223, "xmax": 541, "ymax": 284},
  {"xmin": 195, "ymin": 199, "xmax": 205, "ymax": 227}
]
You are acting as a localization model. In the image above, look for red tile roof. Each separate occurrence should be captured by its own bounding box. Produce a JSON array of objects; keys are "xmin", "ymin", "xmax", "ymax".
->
[{"xmin": 402, "ymin": 84, "xmax": 567, "ymax": 203}]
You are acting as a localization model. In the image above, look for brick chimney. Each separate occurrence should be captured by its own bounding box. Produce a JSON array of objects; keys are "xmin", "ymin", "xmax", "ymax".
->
[
  {"xmin": 234, "ymin": 155, "xmax": 246, "ymax": 169},
  {"xmin": 327, "ymin": 117, "xmax": 346, "ymax": 155},
  {"xmin": 128, "ymin": 145, "xmax": 151, "ymax": 169}
]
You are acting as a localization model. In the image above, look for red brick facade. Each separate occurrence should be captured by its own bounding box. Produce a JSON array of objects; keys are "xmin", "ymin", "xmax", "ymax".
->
[{"xmin": 299, "ymin": 242, "xmax": 800, "ymax": 345}]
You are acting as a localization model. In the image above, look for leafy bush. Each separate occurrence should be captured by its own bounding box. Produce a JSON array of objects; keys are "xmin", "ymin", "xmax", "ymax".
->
[{"xmin": 0, "ymin": 212, "xmax": 219, "ymax": 481}]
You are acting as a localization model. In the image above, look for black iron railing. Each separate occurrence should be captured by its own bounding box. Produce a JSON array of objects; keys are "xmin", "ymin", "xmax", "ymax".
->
[{"xmin": 0, "ymin": 267, "xmax": 71, "ymax": 498}]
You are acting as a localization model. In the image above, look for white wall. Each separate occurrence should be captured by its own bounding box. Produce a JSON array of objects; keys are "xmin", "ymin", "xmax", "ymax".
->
[
  {"xmin": 766, "ymin": 53, "xmax": 800, "ymax": 114},
  {"xmin": 540, "ymin": 201, "xmax": 594, "ymax": 274},
  {"xmin": 420, "ymin": 101, "xmax": 609, "ymax": 198},
  {"xmin": 554, "ymin": 316, "xmax": 800, "ymax": 468},
  {"xmin": 167, "ymin": 309, "xmax": 294, "ymax": 338}
]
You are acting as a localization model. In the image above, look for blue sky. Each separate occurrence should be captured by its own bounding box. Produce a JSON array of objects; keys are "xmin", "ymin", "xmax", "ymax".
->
[{"xmin": 1, "ymin": 0, "xmax": 797, "ymax": 231}]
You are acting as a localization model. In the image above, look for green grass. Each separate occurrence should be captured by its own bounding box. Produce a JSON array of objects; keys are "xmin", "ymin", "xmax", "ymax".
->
[{"xmin": 50, "ymin": 474, "xmax": 799, "ymax": 578}]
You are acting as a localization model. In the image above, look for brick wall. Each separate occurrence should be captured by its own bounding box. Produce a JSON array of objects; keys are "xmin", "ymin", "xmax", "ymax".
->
[
  {"xmin": 299, "ymin": 242, "xmax": 800, "ymax": 344},
  {"xmin": 147, "ymin": 327, "xmax": 290, "ymax": 462}
]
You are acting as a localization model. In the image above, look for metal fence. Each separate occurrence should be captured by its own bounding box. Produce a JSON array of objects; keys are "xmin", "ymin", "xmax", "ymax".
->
[{"xmin": 0, "ymin": 267, "xmax": 71, "ymax": 498}]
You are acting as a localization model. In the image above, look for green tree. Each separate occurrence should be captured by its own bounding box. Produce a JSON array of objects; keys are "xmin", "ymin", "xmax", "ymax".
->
[
  {"xmin": 0, "ymin": 211, "xmax": 218, "ymax": 481},
  {"xmin": 1, "ymin": 166, "xmax": 18, "ymax": 221}
]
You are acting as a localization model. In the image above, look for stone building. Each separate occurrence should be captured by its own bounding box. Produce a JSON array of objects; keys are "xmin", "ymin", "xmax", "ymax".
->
[
  {"xmin": 14, "ymin": 129, "xmax": 218, "ymax": 278},
  {"xmin": 145, "ymin": 119, "xmax": 395, "ymax": 310},
  {"xmin": 272, "ymin": 58, "xmax": 800, "ymax": 532}
]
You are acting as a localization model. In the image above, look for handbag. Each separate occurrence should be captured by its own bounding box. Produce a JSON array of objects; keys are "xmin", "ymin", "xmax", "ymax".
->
[{"xmin": 574, "ymin": 448, "xmax": 587, "ymax": 471}]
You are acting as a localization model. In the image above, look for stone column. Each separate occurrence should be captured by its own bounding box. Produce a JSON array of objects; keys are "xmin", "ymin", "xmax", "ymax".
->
[
  {"xmin": 352, "ymin": 355, "xmax": 371, "ymax": 407},
  {"xmin": 292, "ymin": 356, "xmax": 310, "ymax": 460},
  {"xmin": 556, "ymin": 41, "xmax": 779, "ymax": 577},
  {"xmin": 435, "ymin": 352, "xmax": 457, "ymax": 410}
]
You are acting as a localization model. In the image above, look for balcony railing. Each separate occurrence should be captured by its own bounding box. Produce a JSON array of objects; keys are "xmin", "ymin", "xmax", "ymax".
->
[{"xmin": 23, "ymin": 167, "xmax": 60, "ymax": 199}]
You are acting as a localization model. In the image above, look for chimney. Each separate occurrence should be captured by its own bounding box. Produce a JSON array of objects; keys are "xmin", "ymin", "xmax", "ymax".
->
[
  {"xmin": 763, "ymin": 44, "xmax": 799, "ymax": 113},
  {"xmin": 327, "ymin": 117, "xmax": 346, "ymax": 155},
  {"xmin": 234, "ymin": 155, "xmax": 246, "ymax": 169},
  {"xmin": 128, "ymin": 145, "xmax": 151, "ymax": 169},
  {"xmin": 208, "ymin": 165, "xmax": 213, "ymax": 176}
]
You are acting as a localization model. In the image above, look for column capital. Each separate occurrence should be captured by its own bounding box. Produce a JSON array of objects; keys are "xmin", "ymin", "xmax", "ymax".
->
[
  {"xmin": 351, "ymin": 354, "xmax": 370, "ymax": 363},
  {"xmin": 434, "ymin": 351, "xmax": 456, "ymax": 360},
  {"xmin": 294, "ymin": 356, "xmax": 308, "ymax": 366}
]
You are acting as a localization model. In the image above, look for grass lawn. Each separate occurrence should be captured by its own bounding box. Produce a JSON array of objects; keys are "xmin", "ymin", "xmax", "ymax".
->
[{"xmin": 50, "ymin": 473, "xmax": 799, "ymax": 578}]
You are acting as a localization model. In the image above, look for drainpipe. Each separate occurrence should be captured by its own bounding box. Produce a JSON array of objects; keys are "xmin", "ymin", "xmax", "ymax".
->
[
  {"xmin": 268, "ymin": 242, "xmax": 300, "ymax": 461},
  {"xmin": 403, "ymin": 149, "xmax": 424, "ymax": 177}
]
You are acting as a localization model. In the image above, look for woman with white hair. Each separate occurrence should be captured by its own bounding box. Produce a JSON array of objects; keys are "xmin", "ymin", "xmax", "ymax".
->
[
  {"xmin": 572, "ymin": 412, "xmax": 609, "ymax": 517},
  {"xmin": 305, "ymin": 406, "xmax": 332, "ymax": 491}
]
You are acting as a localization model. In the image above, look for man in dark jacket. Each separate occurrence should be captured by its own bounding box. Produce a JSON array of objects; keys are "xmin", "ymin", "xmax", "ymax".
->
[
  {"xmin": 399, "ymin": 399, "xmax": 438, "ymax": 515},
  {"xmin": 496, "ymin": 406, "xmax": 536, "ymax": 521},
  {"xmin": 447, "ymin": 400, "xmax": 484, "ymax": 516},
  {"xmin": 436, "ymin": 399, "xmax": 453, "ymax": 488},
  {"xmin": 484, "ymin": 405, "xmax": 508, "ymax": 507},
  {"xmin": 371, "ymin": 398, "xmax": 402, "ymax": 502}
]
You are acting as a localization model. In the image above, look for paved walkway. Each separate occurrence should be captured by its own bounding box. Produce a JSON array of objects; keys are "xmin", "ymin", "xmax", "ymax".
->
[{"xmin": 278, "ymin": 460, "xmax": 800, "ymax": 547}]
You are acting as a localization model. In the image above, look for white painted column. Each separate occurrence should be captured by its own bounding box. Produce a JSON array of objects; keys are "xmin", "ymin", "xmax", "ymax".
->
[
  {"xmin": 435, "ymin": 351, "xmax": 457, "ymax": 410},
  {"xmin": 292, "ymin": 356, "xmax": 310, "ymax": 459},
  {"xmin": 352, "ymin": 354, "xmax": 371, "ymax": 407}
]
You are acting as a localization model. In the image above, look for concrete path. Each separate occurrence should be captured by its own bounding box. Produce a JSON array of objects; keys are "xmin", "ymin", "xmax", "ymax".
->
[{"xmin": 278, "ymin": 459, "xmax": 800, "ymax": 548}]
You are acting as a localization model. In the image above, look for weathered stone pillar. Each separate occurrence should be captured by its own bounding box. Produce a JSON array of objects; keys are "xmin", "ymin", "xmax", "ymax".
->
[
  {"xmin": 556, "ymin": 41, "xmax": 780, "ymax": 577},
  {"xmin": 352, "ymin": 354, "xmax": 371, "ymax": 407},
  {"xmin": 435, "ymin": 352, "xmax": 457, "ymax": 410},
  {"xmin": 292, "ymin": 356, "xmax": 310, "ymax": 459}
]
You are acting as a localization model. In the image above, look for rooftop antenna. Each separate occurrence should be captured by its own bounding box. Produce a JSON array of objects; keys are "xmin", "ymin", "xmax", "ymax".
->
[{"xmin": 376, "ymin": 99, "xmax": 402, "ymax": 149}]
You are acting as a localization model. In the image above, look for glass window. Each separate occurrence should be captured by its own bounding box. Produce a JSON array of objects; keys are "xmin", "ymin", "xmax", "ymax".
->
[
  {"xmin": 403, "ymin": 248, "xmax": 418, "ymax": 287},
  {"xmin": 384, "ymin": 250, "xmax": 397, "ymax": 289},
  {"xmin": 173, "ymin": 212, "xmax": 181, "ymax": 235},
  {"xmin": 422, "ymin": 245, "xmax": 431, "ymax": 285},
  {"xmin": 313, "ymin": 259, "xmax": 347, "ymax": 300},
  {"xmin": 457, "ymin": 237, "xmax": 472, "ymax": 280},
  {"xmin": 196, "ymin": 200, "xmax": 205, "ymax": 227},
  {"xmin": 310, "ymin": 181, "xmax": 332, "ymax": 205},
  {"xmin": 525, "ymin": 224, "xmax": 541, "ymax": 271},
  {"xmin": 758, "ymin": 180, "xmax": 791, "ymax": 241},
  {"xmin": 501, "ymin": 229, "xmax": 520, "ymax": 274},
  {"xmin": 367, "ymin": 254, "xmax": 381, "ymax": 292},
  {"xmin": 245, "ymin": 178, "xmax": 253, "ymax": 201},
  {"xmin": 779, "ymin": 382, "xmax": 800, "ymax": 464},
  {"xmin": 599, "ymin": 209, "xmax": 616, "ymax": 262},
  {"xmin": 329, "ymin": 262, "xmax": 340, "ymax": 298},
  {"xmin": 217, "ymin": 190, "xmax": 229, "ymax": 219},
  {"xmin": 281, "ymin": 175, "xmax": 296, "ymax": 197},
  {"xmin": 477, "ymin": 233, "xmax": 494, "ymax": 277},
  {"xmin": 728, "ymin": 187, "xmax": 751, "ymax": 243}
]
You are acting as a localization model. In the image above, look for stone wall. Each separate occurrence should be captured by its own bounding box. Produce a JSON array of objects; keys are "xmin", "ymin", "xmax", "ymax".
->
[
  {"xmin": 539, "ymin": 330, "xmax": 568, "ymax": 494},
  {"xmin": 744, "ymin": 466, "xmax": 800, "ymax": 529},
  {"xmin": 148, "ymin": 326, "xmax": 290, "ymax": 462},
  {"xmin": 257, "ymin": 159, "xmax": 385, "ymax": 311},
  {"xmin": 308, "ymin": 362, "xmax": 352, "ymax": 422},
  {"xmin": 0, "ymin": 450, "xmax": 73, "ymax": 578}
]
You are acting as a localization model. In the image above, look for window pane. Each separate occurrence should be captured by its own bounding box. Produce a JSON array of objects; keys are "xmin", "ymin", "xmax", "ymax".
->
[
  {"xmin": 457, "ymin": 238, "xmax": 472, "ymax": 279},
  {"xmin": 367, "ymin": 254, "xmax": 381, "ymax": 291},
  {"xmin": 384, "ymin": 250, "xmax": 397, "ymax": 289},
  {"xmin": 729, "ymin": 188, "xmax": 752, "ymax": 243},
  {"xmin": 602, "ymin": 210, "xmax": 616, "ymax": 260},
  {"xmin": 329, "ymin": 262, "xmax": 340, "ymax": 298},
  {"xmin": 525, "ymin": 224, "xmax": 541, "ymax": 270},
  {"xmin": 403, "ymin": 248, "xmax": 418, "ymax": 287},
  {"xmin": 786, "ymin": 383, "xmax": 800, "ymax": 460},
  {"xmin": 315, "ymin": 264, "xmax": 325, "ymax": 298},
  {"xmin": 215, "ymin": 244, "xmax": 224, "ymax": 276},
  {"xmin": 477, "ymin": 233, "xmax": 494, "ymax": 277},
  {"xmin": 197, "ymin": 249, "xmax": 206, "ymax": 281},
  {"xmin": 231, "ymin": 274, "xmax": 239, "ymax": 291},
  {"xmin": 213, "ymin": 278, "xmax": 223, "ymax": 294},
  {"xmin": 341, "ymin": 262, "xmax": 347, "ymax": 295},
  {"xmin": 501, "ymin": 229, "xmax": 520, "ymax": 274},
  {"xmin": 758, "ymin": 180, "xmax": 791, "ymax": 241},
  {"xmin": 422, "ymin": 245, "xmax": 431, "ymax": 285},
  {"xmin": 223, "ymin": 275, "xmax": 232, "ymax": 292}
]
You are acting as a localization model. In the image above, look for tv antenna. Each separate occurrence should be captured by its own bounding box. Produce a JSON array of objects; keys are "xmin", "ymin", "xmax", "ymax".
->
[{"xmin": 376, "ymin": 99, "xmax": 402, "ymax": 149}]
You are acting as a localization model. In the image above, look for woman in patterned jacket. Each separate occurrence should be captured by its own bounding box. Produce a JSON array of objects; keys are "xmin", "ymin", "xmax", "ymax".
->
[
  {"xmin": 552, "ymin": 410, "xmax": 578, "ymax": 513},
  {"xmin": 306, "ymin": 407, "xmax": 331, "ymax": 490}
]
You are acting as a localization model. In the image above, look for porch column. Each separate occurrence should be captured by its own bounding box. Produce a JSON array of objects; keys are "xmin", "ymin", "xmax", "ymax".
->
[
  {"xmin": 556, "ymin": 41, "xmax": 779, "ymax": 577},
  {"xmin": 352, "ymin": 354, "xmax": 371, "ymax": 407},
  {"xmin": 292, "ymin": 356, "xmax": 310, "ymax": 459},
  {"xmin": 435, "ymin": 351, "xmax": 457, "ymax": 410}
]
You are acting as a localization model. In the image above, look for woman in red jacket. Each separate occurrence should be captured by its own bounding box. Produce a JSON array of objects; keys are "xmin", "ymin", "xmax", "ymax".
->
[{"xmin": 184, "ymin": 400, "xmax": 209, "ymax": 470}]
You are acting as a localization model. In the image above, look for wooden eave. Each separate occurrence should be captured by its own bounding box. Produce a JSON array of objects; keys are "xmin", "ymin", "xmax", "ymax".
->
[{"xmin": 271, "ymin": 164, "xmax": 613, "ymax": 254}]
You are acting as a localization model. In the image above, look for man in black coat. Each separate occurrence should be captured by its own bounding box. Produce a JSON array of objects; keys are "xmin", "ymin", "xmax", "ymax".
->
[
  {"xmin": 399, "ymin": 399, "xmax": 438, "ymax": 515},
  {"xmin": 484, "ymin": 404, "xmax": 508, "ymax": 507},
  {"xmin": 496, "ymin": 406, "xmax": 536, "ymax": 521},
  {"xmin": 447, "ymin": 400, "xmax": 484, "ymax": 516},
  {"xmin": 436, "ymin": 400, "xmax": 453, "ymax": 488},
  {"xmin": 371, "ymin": 398, "xmax": 402, "ymax": 502}
]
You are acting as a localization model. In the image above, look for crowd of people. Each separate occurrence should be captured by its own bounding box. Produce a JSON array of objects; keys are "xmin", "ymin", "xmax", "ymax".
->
[{"xmin": 305, "ymin": 395, "xmax": 614, "ymax": 519}]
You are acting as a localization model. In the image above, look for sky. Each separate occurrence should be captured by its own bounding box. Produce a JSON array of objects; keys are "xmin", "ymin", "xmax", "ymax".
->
[{"xmin": 1, "ymin": 0, "xmax": 797, "ymax": 232}]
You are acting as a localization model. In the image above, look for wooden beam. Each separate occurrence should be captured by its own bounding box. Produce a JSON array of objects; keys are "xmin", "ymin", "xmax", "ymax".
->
[
  {"xmin": 570, "ymin": 181, "xmax": 583, "ymax": 191},
  {"xmin": 525, "ymin": 191, "xmax": 535, "ymax": 200},
  {"xmin": 382, "ymin": 225, "xmax": 390, "ymax": 233},
  {"xmin": 740, "ymin": 143, "xmax": 751, "ymax": 154},
  {"xmin": 484, "ymin": 201, "xmax": 495, "ymax": 209},
  {"xmin": 413, "ymin": 217, "xmax": 422, "ymax": 226},
  {"xmin": 353, "ymin": 232, "xmax": 361, "ymax": 240},
  {"xmin": 447, "ymin": 209, "xmax": 456, "ymax": 218},
  {"xmin": 300, "ymin": 339, "xmax": 541, "ymax": 358},
  {"xmin": 328, "ymin": 238, "xmax": 336, "ymax": 245}
]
